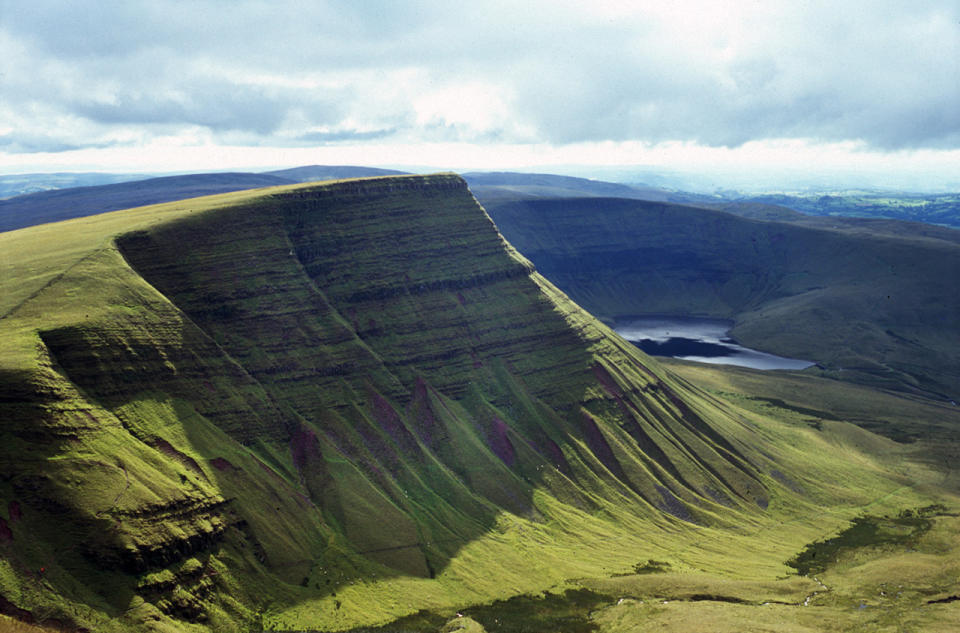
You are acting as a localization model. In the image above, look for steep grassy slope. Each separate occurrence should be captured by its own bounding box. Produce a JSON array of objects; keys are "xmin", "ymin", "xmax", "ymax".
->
[
  {"xmin": 481, "ymin": 196, "xmax": 960, "ymax": 402},
  {"xmin": 0, "ymin": 175, "xmax": 949, "ymax": 632}
]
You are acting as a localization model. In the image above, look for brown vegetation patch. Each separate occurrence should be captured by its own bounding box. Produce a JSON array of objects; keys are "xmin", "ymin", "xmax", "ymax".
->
[
  {"xmin": 209, "ymin": 457, "xmax": 234, "ymax": 471},
  {"xmin": 151, "ymin": 438, "xmax": 206, "ymax": 478}
]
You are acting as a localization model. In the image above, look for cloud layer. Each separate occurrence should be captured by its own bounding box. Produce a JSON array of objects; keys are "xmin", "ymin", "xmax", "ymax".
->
[{"xmin": 2, "ymin": 0, "xmax": 958, "ymax": 159}]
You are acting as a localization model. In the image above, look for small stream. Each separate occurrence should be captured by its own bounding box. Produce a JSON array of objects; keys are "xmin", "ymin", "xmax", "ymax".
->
[
  {"xmin": 803, "ymin": 576, "xmax": 830, "ymax": 606},
  {"xmin": 614, "ymin": 316, "xmax": 814, "ymax": 371}
]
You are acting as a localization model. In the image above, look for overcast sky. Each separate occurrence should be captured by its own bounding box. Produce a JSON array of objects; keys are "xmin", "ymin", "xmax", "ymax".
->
[{"xmin": 1, "ymin": 0, "xmax": 958, "ymax": 188}]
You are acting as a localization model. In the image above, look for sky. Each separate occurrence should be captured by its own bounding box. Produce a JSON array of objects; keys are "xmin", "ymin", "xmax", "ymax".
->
[{"xmin": 1, "ymin": 0, "xmax": 958, "ymax": 190}]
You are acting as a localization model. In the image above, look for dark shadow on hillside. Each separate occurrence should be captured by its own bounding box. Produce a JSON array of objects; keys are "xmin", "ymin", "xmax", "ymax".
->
[{"xmin": 0, "ymin": 365, "xmax": 142, "ymax": 625}]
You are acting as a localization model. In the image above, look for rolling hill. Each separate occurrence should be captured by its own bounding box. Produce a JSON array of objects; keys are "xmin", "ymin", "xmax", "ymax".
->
[{"xmin": 2, "ymin": 174, "xmax": 955, "ymax": 631}]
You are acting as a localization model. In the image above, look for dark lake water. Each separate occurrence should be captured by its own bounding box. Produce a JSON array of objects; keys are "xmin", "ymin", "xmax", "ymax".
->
[{"xmin": 613, "ymin": 316, "xmax": 814, "ymax": 371}]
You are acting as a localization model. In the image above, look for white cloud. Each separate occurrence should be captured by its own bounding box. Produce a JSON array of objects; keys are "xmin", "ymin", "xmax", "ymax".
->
[{"xmin": 0, "ymin": 0, "xmax": 957, "ymax": 184}]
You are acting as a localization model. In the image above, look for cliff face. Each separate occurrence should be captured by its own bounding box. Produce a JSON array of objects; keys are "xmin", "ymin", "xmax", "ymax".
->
[{"xmin": 0, "ymin": 175, "xmax": 777, "ymax": 630}]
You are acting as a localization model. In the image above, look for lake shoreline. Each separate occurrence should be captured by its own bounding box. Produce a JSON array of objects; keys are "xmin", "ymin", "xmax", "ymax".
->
[{"xmin": 613, "ymin": 315, "xmax": 814, "ymax": 371}]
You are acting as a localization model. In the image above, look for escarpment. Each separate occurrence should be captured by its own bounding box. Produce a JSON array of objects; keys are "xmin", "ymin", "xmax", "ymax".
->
[
  {"xmin": 0, "ymin": 174, "xmax": 789, "ymax": 631},
  {"xmin": 107, "ymin": 175, "xmax": 771, "ymax": 539}
]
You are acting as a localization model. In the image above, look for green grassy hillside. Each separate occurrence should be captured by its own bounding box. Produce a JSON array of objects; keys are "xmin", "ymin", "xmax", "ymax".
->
[
  {"xmin": 0, "ymin": 175, "xmax": 954, "ymax": 632},
  {"xmin": 481, "ymin": 196, "xmax": 960, "ymax": 403}
]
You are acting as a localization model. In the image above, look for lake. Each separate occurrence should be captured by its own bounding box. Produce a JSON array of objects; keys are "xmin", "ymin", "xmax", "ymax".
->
[{"xmin": 613, "ymin": 316, "xmax": 814, "ymax": 371}]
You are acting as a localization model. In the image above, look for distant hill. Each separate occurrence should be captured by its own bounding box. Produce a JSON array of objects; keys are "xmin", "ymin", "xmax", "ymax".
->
[
  {"xmin": 0, "ymin": 172, "xmax": 294, "ymax": 232},
  {"xmin": 742, "ymin": 192, "xmax": 960, "ymax": 229},
  {"xmin": 0, "ymin": 172, "xmax": 149, "ymax": 199},
  {"xmin": 697, "ymin": 200, "xmax": 960, "ymax": 245},
  {"xmin": 463, "ymin": 171, "xmax": 680, "ymax": 203},
  {"xmin": 264, "ymin": 164, "xmax": 410, "ymax": 182}
]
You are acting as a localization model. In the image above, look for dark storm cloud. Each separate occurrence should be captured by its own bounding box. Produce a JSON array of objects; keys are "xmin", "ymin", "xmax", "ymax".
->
[{"xmin": 1, "ymin": 0, "xmax": 958, "ymax": 152}]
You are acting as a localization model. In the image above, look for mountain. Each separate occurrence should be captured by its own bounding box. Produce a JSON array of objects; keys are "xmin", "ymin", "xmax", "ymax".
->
[
  {"xmin": 479, "ymin": 196, "xmax": 960, "ymax": 403},
  {"xmin": 2, "ymin": 174, "xmax": 949, "ymax": 631}
]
